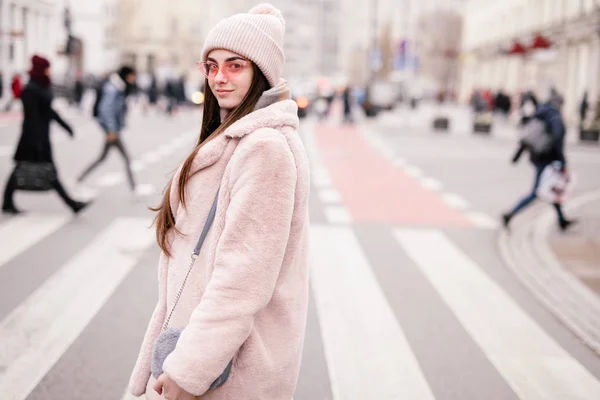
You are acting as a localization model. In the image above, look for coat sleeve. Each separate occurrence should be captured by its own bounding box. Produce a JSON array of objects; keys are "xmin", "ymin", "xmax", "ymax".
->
[
  {"xmin": 128, "ymin": 252, "xmax": 169, "ymax": 396},
  {"xmin": 51, "ymin": 108, "xmax": 72, "ymax": 135},
  {"xmin": 162, "ymin": 130, "xmax": 297, "ymax": 396}
]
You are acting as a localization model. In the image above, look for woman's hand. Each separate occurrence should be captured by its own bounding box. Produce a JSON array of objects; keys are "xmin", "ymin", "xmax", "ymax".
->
[{"xmin": 153, "ymin": 374, "xmax": 198, "ymax": 400}]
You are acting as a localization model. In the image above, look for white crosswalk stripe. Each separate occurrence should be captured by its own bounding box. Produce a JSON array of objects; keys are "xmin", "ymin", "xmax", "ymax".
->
[
  {"xmin": 0, "ymin": 217, "xmax": 154, "ymax": 400},
  {"xmin": 0, "ymin": 213, "xmax": 70, "ymax": 271},
  {"xmin": 394, "ymin": 229, "xmax": 600, "ymax": 400},
  {"xmin": 310, "ymin": 225, "xmax": 435, "ymax": 400},
  {"xmin": 1, "ymin": 215, "xmax": 600, "ymax": 400}
]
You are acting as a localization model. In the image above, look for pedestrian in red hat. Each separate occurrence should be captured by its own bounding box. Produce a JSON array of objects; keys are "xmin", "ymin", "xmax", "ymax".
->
[{"xmin": 2, "ymin": 55, "xmax": 91, "ymax": 214}]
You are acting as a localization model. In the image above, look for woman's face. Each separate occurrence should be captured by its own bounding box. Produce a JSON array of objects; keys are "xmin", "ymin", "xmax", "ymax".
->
[{"xmin": 204, "ymin": 49, "xmax": 254, "ymax": 111}]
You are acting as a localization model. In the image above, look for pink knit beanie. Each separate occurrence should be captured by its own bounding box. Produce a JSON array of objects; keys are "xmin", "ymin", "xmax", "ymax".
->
[{"xmin": 201, "ymin": 3, "xmax": 285, "ymax": 88}]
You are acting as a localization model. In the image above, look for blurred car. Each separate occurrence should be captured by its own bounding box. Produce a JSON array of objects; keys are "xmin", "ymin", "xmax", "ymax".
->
[
  {"xmin": 294, "ymin": 95, "xmax": 311, "ymax": 118},
  {"xmin": 369, "ymin": 80, "xmax": 397, "ymax": 111},
  {"xmin": 290, "ymin": 80, "xmax": 318, "ymax": 119}
]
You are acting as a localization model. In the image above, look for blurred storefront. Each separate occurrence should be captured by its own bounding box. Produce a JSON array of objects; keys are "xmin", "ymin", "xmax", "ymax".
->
[
  {"xmin": 460, "ymin": 0, "xmax": 600, "ymax": 125},
  {"xmin": 0, "ymin": 0, "xmax": 57, "ymax": 105}
]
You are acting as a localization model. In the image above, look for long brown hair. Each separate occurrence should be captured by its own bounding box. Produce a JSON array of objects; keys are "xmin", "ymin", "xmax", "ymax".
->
[{"xmin": 151, "ymin": 63, "xmax": 270, "ymax": 257}]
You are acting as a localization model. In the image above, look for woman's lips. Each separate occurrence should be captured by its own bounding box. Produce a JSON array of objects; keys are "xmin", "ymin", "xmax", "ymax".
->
[{"xmin": 216, "ymin": 89, "xmax": 232, "ymax": 96}]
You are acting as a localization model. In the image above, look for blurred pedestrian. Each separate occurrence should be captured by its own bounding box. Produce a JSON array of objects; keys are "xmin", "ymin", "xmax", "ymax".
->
[
  {"xmin": 494, "ymin": 90, "xmax": 511, "ymax": 116},
  {"xmin": 4, "ymin": 73, "xmax": 22, "ymax": 111},
  {"xmin": 177, "ymin": 75, "xmax": 187, "ymax": 105},
  {"xmin": 342, "ymin": 85, "xmax": 353, "ymax": 124},
  {"xmin": 73, "ymin": 73, "xmax": 84, "ymax": 109},
  {"xmin": 77, "ymin": 66, "xmax": 137, "ymax": 192},
  {"xmin": 471, "ymin": 89, "xmax": 487, "ymax": 113},
  {"xmin": 148, "ymin": 74, "xmax": 159, "ymax": 106},
  {"xmin": 520, "ymin": 90, "xmax": 538, "ymax": 125},
  {"xmin": 579, "ymin": 91, "xmax": 589, "ymax": 129},
  {"xmin": 2, "ymin": 55, "xmax": 90, "ymax": 215},
  {"xmin": 127, "ymin": 4, "xmax": 310, "ymax": 400},
  {"xmin": 502, "ymin": 88, "xmax": 576, "ymax": 231}
]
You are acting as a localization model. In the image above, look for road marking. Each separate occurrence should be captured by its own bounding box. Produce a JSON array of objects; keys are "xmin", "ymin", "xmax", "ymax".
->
[
  {"xmin": 131, "ymin": 160, "xmax": 146, "ymax": 172},
  {"xmin": 441, "ymin": 193, "xmax": 470, "ymax": 210},
  {"xmin": 392, "ymin": 157, "xmax": 407, "ymax": 167},
  {"xmin": 156, "ymin": 145, "xmax": 175, "ymax": 158},
  {"xmin": 134, "ymin": 183, "xmax": 157, "ymax": 197},
  {"xmin": 96, "ymin": 172, "xmax": 124, "ymax": 187},
  {"xmin": 466, "ymin": 211, "xmax": 499, "ymax": 229},
  {"xmin": 121, "ymin": 390, "xmax": 136, "ymax": 400},
  {"xmin": 404, "ymin": 166, "xmax": 424, "ymax": 178},
  {"xmin": 419, "ymin": 177, "xmax": 443, "ymax": 191},
  {"xmin": 380, "ymin": 147, "xmax": 395, "ymax": 160},
  {"xmin": 393, "ymin": 229, "xmax": 600, "ymax": 400},
  {"xmin": 324, "ymin": 205, "xmax": 353, "ymax": 224},
  {"xmin": 311, "ymin": 226, "xmax": 435, "ymax": 400},
  {"xmin": 313, "ymin": 169, "xmax": 333, "ymax": 188},
  {"xmin": 0, "ymin": 213, "xmax": 70, "ymax": 270},
  {"xmin": 0, "ymin": 217, "xmax": 154, "ymax": 400},
  {"xmin": 141, "ymin": 151, "xmax": 161, "ymax": 164},
  {"xmin": 318, "ymin": 188, "xmax": 342, "ymax": 204}
]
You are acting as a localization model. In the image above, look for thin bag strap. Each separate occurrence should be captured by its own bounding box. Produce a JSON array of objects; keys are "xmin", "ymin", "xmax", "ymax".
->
[{"xmin": 162, "ymin": 189, "xmax": 220, "ymax": 330}]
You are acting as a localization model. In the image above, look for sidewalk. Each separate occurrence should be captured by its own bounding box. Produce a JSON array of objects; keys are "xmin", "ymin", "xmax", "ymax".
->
[
  {"xmin": 549, "ymin": 197, "xmax": 600, "ymax": 296},
  {"xmin": 377, "ymin": 102, "xmax": 583, "ymax": 145},
  {"xmin": 498, "ymin": 190, "xmax": 600, "ymax": 355}
]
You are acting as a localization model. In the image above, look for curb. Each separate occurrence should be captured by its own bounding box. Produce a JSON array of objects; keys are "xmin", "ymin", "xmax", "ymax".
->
[{"xmin": 498, "ymin": 189, "xmax": 600, "ymax": 355}]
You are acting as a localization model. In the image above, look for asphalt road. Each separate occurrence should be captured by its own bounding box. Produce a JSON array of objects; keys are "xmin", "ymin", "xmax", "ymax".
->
[{"xmin": 1, "ymin": 102, "xmax": 600, "ymax": 400}]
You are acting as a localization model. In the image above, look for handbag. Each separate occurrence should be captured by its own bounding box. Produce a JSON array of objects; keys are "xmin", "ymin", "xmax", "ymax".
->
[
  {"xmin": 151, "ymin": 189, "xmax": 234, "ymax": 391},
  {"xmin": 537, "ymin": 161, "xmax": 575, "ymax": 204},
  {"xmin": 13, "ymin": 161, "xmax": 57, "ymax": 191}
]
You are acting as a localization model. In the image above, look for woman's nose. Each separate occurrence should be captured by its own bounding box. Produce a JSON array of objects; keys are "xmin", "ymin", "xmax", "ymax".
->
[{"xmin": 215, "ymin": 68, "xmax": 227, "ymax": 83}]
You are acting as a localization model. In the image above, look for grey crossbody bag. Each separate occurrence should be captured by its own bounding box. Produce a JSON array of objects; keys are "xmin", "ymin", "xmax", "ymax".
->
[{"xmin": 151, "ymin": 190, "xmax": 233, "ymax": 390}]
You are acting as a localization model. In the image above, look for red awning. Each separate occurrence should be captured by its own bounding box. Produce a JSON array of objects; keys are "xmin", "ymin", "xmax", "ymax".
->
[
  {"xmin": 531, "ymin": 34, "xmax": 552, "ymax": 49},
  {"xmin": 508, "ymin": 41, "xmax": 527, "ymax": 55}
]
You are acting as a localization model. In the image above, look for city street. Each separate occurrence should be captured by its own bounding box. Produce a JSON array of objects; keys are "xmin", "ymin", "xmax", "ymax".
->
[{"xmin": 1, "ymin": 102, "xmax": 600, "ymax": 400}]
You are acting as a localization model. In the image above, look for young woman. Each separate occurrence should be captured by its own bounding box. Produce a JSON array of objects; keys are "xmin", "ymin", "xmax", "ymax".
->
[{"xmin": 128, "ymin": 4, "xmax": 310, "ymax": 400}]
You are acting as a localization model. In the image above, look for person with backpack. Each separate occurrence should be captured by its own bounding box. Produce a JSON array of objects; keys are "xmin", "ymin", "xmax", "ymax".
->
[
  {"xmin": 77, "ymin": 66, "xmax": 137, "ymax": 192},
  {"xmin": 502, "ymin": 88, "xmax": 576, "ymax": 231}
]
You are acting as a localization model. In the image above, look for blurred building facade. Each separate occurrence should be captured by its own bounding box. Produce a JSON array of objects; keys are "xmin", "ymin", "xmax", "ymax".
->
[
  {"xmin": 115, "ymin": 0, "xmax": 229, "ymax": 87},
  {"xmin": 0, "ymin": 0, "xmax": 57, "ymax": 104},
  {"xmin": 415, "ymin": 9, "xmax": 463, "ymax": 94},
  {"xmin": 460, "ymin": 0, "xmax": 599, "ymax": 123},
  {"xmin": 52, "ymin": 0, "xmax": 120, "ymax": 83}
]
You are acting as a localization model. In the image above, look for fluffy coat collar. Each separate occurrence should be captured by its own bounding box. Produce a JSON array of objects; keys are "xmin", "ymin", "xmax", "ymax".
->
[{"xmin": 187, "ymin": 80, "xmax": 298, "ymax": 174}]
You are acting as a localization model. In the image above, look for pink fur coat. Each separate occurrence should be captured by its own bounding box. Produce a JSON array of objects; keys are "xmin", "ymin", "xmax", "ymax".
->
[{"xmin": 128, "ymin": 98, "xmax": 310, "ymax": 399}]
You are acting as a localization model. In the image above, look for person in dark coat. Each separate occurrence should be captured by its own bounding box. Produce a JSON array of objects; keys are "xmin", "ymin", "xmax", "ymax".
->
[
  {"xmin": 73, "ymin": 75, "xmax": 84, "ymax": 108},
  {"xmin": 579, "ymin": 91, "xmax": 589, "ymax": 129},
  {"xmin": 2, "ymin": 55, "xmax": 90, "ymax": 214},
  {"xmin": 502, "ymin": 89, "xmax": 575, "ymax": 231},
  {"xmin": 342, "ymin": 85, "xmax": 353, "ymax": 124}
]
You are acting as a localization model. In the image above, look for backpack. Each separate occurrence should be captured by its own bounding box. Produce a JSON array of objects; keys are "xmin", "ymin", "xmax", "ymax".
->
[
  {"xmin": 92, "ymin": 79, "xmax": 107, "ymax": 118},
  {"xmin": 521, "ymin": 118, "xmax": 554, "ymax": 156}
]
